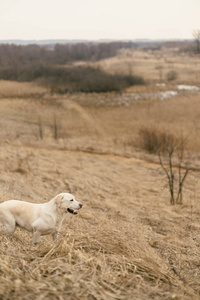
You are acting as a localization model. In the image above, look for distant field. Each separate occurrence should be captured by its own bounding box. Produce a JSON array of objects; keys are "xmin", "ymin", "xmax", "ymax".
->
[
  {"xmin": 0, "ymin": 48, "xmax": 200, "ymax": 299},
  {"xmin": 89, "ymin": 48, "xmax": 200, "ymax": 84}
]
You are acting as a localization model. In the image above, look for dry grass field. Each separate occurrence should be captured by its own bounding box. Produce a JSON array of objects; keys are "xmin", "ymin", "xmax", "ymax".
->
[
  {"xmin": 95, "ymin": 49, "xmax": 200, "ymax": 84},
  {"xmin": 0, "ymin": 49, "xmax": 200, "ymax": 299}
]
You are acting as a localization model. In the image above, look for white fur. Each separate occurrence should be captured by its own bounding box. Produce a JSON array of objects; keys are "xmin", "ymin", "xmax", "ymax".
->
[{"xmin": 0, "ymin": 193, "xmax": 82, "ymax": 245}]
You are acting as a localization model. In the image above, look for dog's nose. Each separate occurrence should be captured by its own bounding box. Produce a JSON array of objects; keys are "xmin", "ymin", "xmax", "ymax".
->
[{"xmin": 79, "ymin": 203, "xmax": 83, "ymax": 208}]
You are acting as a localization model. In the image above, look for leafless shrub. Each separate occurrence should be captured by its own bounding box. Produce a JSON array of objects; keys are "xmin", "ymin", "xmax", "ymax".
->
[
  {"xmin": 38, "ymin": 115, "xmax": 43, "ymax": 139},
  {"xmin": 166, "ymin": 70, "xmax": 178, "ymax": 81},
  {"xmin": 139, "ymin": 127, "xmax": 190, "ymax": 204},
  {"xmin": 155, "ymin": 65, "xmax": 164, "ymax": 81},
  {"xmin": 158, "ymin": 135, "xmax": 190, "ymax": 205},
  {"xmin": 53, "ymin": 114, "xmax": 58, "ymax": 140},
  {"xmin": 193, "ymin": 30, "xmax": 200, "ymax": 53},
  {"xmin": 14, "ymin": 152, "xmax": 34, "ymax": 175},
  {"xmin": 139, "ymin": 127, "xmax": 176, "ymax": 154}
]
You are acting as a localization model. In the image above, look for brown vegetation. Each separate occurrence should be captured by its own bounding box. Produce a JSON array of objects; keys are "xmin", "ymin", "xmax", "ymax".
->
[{"xmin": 0, "ymin": 48, "xmax": 200, "ymax": 299}]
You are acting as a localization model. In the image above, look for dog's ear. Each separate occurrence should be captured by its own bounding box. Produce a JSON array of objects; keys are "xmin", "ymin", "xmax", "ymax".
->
[{"xmin": 55, "ymin": 195, "xmax": 64, "ymax": 207}]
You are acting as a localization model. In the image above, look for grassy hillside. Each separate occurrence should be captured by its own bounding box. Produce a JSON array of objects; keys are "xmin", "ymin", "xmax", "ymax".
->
[{"xmin": 0, "ymin": 48, "xmax": 200, "ymax": 299}]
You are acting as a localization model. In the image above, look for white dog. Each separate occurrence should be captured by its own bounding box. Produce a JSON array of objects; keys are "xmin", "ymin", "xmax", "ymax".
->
[{"xmin": 0, "ymin": 193, "xmax": 83, "ymax": 245}]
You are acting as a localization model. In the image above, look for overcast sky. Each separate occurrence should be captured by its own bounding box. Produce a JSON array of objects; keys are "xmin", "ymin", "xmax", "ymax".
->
[{"xmin": 0, "ymin": 0, "xmax": 199, "ymax": 40}]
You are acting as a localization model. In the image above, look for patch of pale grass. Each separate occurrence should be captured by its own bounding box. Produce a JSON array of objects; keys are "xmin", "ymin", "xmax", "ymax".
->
[
  {"xmin": 0, "ymin": 80, "xmax": 48, "ymax": 98},
  {"xmin": 92, "ymin": 49, "xmax": 200, "ymax": 84}
]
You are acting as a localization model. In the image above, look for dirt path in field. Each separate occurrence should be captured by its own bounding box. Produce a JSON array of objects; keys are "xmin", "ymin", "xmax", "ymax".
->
[{"xmin": 4, "ymin": 141, "xmax": 200, "ymax": 175}]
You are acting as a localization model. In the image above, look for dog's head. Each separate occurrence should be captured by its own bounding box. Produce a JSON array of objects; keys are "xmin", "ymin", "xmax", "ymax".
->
[{"xmin": 54, "ymin": 193, "xmax": 83, "ymax": 213}]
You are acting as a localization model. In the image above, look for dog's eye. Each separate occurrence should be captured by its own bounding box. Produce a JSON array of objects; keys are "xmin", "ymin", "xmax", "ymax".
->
[{"xmin": 70, "ymin": 199, "xmax": 74, "ymax": 202}]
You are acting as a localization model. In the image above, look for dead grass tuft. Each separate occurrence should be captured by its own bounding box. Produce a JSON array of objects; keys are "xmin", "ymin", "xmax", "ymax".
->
[{"xmin": 0, "ymin": 215, "xmax": 190, "ymax": 300}]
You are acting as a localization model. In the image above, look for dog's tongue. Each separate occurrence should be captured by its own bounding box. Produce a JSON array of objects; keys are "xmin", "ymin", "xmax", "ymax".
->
[{"xmin": 67, "ymin": 208, "xmax": 78, "ymax": 214}]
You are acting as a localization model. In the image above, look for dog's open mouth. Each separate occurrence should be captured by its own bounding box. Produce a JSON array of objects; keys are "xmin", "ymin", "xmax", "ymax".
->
[{"xmin": 67, "ymin": 208, "xmax": 78, "ymax": 214}]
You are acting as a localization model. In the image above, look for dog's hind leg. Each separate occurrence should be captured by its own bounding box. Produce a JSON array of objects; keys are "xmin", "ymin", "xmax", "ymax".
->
[{"xmin": 0, "ymin": 215, "xmax": 16, "ymax": 236}]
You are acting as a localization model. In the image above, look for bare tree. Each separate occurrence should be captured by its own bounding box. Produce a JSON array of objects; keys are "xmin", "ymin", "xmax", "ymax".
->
[
  {"xmin": 193, "ymin": 30, "xmax": 200, "ymax": 54},
  {"xmin": 53, "ymin": 115, "xmax": 58, "ymax": 140},
  {"xmin": 158, "ymin": 136, "xmax": 190, "ymax": 205},
  {"xmin": 38, "ymin": 116, "xmax": 43, "ymax": 139},
  {"xmin": 155, "ymin": 65, "xmax": 164, "ymax": 81}
]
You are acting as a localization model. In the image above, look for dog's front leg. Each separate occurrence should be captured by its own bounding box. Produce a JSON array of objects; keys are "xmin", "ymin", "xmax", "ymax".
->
[
  {"xmin": 52, "ymin": 230, "xmax": 59, "ymax": 241},
  {"xmin": 52, "ymin": 216, "xmax": 65, "ymax": 241},
  {"xmin": 32, "ymin": 228, "xmax": 41, "ymax": 246}
]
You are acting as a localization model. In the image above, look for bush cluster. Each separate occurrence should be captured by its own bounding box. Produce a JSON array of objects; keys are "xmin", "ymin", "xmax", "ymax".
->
[
  {"xmin": 166, "ymin": 70, "xmax": 178, "ymax": 81},
  {"xmin": 139, "ymin": 127, "xmax": 176, "ymax": 154},
  {"xmin": 0, "ymin": 65, "xmax": 145, "ymax": 93}
]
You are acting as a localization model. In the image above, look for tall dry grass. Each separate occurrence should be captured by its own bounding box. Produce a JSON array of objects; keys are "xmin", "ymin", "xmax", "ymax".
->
[
  {"xmin": 1, "ymin": 90, "xmax": 200, "ymax": 159},
  {"xmin": 0, "ymin": 80, "xmax": 48, "ymax": 98},
  {"xmin": 0, "ymin": 216, "xmax": 180, "ymax": 300}
]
